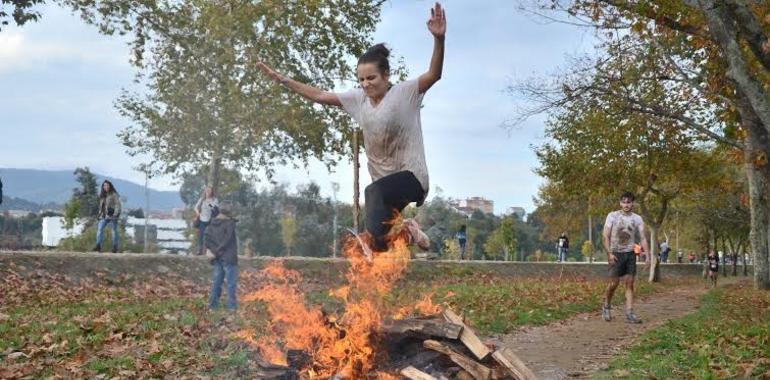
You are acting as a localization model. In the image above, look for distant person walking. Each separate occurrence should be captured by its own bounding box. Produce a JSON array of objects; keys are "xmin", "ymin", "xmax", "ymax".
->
[
  {"xmin": 205, "ymin": 204, "xmax": 239, "ymax": 311},
  {"xmin": 557, "ymin": 232, "xmax": 569, "ymax": 262},
  {"xmin": 601, "ymin": 191, "xmax": 650, "ymax": 324},
  {"xmin": 706, "ymin": 250, "xmax": 719, "ymax": 288},
  {"xmin": 677, "ymin": 250, "xmax": 684, "ymax": 263},
  {"xmin": 659, "ymin": 240, "xmax": 670, "ymax": 263},
  {"xmin": 93, "ymin": 180, "xmax": 122, "ymax": 253},
  {"xmin": 195, "ymin": 186, "xmax": 219, "ymax": 255},
  {"xmin": 456, "ymin": 225, "xmax": 467, "ymax": 260}
]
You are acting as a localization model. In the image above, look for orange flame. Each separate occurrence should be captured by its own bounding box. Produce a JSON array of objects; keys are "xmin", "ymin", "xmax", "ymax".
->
[{"xmin": 240, "ymin": 220, "xmax": 425, "ymax": 378}]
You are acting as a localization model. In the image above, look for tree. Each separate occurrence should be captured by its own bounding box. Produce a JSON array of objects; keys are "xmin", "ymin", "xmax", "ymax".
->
[
  {"xmin": 516, "ymin": 1, "xmax": 770, "ymax": 287},
  {"xmin": 484, "ymin": 217, "xmax": 517, "ymax": 261},
  {"xmin": 524, "ymin": 42, "xmax": 724, "ymax": 279},
  {"xmin": 581, "ymin": 240, "xmax": 594, "ymax": 263},
  {"xmin": 62, "ymin": 197, "xmax": 80, "ymax": 231},
  {"xmin": 0, "ymin": 0, "xmax": 44, "ymax": 30},
  {"xmin": 525, "ymin": 0, "xmax": 770, "ymax": 289},
  {"xmin": 117, "ymin": 0, "xmax": 387, "ymax": 191},
  {"xmin": 71, "ymin": 167, "xmax": 99, "ymax": 220}
]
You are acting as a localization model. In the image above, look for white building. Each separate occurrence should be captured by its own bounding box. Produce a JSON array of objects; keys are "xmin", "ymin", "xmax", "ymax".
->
[
  {"xmin": 125, "ymin": 217, "xmax": 191, "ymax": 253},
  {"xmin": 41, "ymin": 217, "xmax": 86, "ymax": 247}
]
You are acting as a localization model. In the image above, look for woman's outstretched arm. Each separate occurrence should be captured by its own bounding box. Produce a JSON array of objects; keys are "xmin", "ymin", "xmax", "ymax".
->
[
  {"xmin": 418, "ymin": 2, "xmax": 446, "ymax": 94},
  {"xmin": 257, "ymin": 62, "xmax": 342, "ymax": 107}
]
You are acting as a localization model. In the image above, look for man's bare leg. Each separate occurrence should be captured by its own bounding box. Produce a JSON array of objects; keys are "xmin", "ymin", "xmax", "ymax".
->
[
  {"xmin": 603, "ymin": 276, "xmax": 620, "ymax": 321},
  {"xmin": 624, "ymin": 275, "xmax": 635, "ymax": 311},
  {"xmin": 624, "ymin": 275, "xmax": 642, "ymax": 323}
]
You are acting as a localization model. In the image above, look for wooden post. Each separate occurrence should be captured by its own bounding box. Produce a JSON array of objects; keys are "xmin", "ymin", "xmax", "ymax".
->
[{"xmin": 352, "ymin": 128, "xmax": 361, "ymax": 232}]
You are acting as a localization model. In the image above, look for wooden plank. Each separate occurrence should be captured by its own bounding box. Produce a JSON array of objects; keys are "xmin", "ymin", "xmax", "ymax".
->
[
  {"xmin": 423, "ymin": 339, "xmax": 492, "ymax": 380},
  {"xmin": 443, "ymin": 308, "xmax": 492, "ymax": 360},
  {"xmin": 382, "ymin": 319, "xmax": 463, "ymax": 340},
  {"xmin": 492, "ymin": 347, "xmax": 538, "ymax": 380},
  {"xmin": 400, "ymin": 366, "xmax": 438, "ymax": 380}
]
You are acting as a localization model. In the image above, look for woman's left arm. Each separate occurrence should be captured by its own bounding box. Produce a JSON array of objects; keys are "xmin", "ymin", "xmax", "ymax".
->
[{"xmin": 418, "ymin": 2, "xmax": 446, "ymax": 94}]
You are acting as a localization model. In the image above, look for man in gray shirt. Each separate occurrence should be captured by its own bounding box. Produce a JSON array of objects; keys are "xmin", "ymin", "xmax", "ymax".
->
[{"xmin": 602, "ymin": 191, "xmax": 649, "ymax": 323}]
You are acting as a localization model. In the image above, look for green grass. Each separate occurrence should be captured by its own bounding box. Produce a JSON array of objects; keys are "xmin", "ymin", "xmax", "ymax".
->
[
  {"xmin": 382, "ymin": 276, "xmax": 667, "ymax": 334},
  {"xmin": 593, "ymin": 282, "xmax": 770, "ymax": 379}
]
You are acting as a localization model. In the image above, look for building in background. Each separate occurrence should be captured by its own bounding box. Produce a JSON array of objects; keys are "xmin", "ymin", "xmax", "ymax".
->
[
  {"xmin": 125, "ymin": 217, "xmax": 190, "ymax": 253},
  {"xmin": 41, "ymin": 216, "xmax": 86, "ymax": 247},
  {"xmin": 449, "ymin": 197, "xmax": 494, "ymax": 216},
  {"xmin": 506, "ymin": 206, "xmax": 526, "ymax": 221}
]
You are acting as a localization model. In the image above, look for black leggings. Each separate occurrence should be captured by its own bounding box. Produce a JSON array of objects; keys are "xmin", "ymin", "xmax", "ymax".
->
[{"xmin": 365, "ymin": 171, "xmax": 426, "ymax": 252}]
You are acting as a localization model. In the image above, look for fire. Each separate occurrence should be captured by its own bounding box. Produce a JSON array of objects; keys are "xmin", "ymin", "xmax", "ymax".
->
[
  {"xmin": 240, "ymin": 221, "xmax": 416, "ymax": 378},
  {"xmin": 393, "ymin": 293, "xmax": 442, "ymax": 320}
]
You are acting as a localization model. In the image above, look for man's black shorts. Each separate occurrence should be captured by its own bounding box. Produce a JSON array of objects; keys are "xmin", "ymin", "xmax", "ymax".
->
[{"xmin": 609, "ymin": 251, "xmax": 637, "ymax": 277}]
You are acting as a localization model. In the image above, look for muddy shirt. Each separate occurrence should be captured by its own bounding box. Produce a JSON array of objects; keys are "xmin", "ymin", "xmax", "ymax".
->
[
  {"xmin": 337, "ymin": 79, "xmax": 429, "ymax": 194},
  {"xmin": 603, "ymin": 211, "xmax": 644, "ymax": 253}
]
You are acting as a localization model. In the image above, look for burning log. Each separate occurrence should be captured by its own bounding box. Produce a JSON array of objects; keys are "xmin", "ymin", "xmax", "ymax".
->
[
  {"xmin": 442, "ymin": 308, "xmax": 491, "ymax": 361},
  {"xmin": 382, "ymin": 318, "xmax": 463, "ymax": 340},
  {"xmin": 252, "ymin": 355, "xmax": 298, "ymax": 379},
  {"xmin": 400, "ymin": 365, "xmax": 438, "ymax": 380},
  {"xmin": 492, "ymin": 348, "xmax": 538, "ymax": 380},
  {"xmin": 423, "ymin": 339, "xmax": 493, "ymax": 380}
]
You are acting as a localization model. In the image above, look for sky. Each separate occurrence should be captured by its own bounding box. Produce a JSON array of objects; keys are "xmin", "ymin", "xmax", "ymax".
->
[{"xmin": 0, "ymin": 0, "xmax": 594, "ymax": 214}]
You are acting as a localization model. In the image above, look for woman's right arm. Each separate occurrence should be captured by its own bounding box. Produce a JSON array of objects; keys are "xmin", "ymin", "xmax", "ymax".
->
[{"xmin": 257, "ymin": 62, "xmax": 342, "ymax": 107}]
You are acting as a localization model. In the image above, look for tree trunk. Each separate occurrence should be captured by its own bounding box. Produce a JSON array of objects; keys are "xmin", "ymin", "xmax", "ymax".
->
[
  {"xmin": 745, "ymin": 158, "xmax": 770, "ymax": 289},
  {"xmin": 648, "ymin": 225, "xmax": 659, "ymax": 283},
  {"xmin": 208, "ymin": 152, "xmax": 222, "ymax": 194},
  {"xmin": 699, "ymin": 0, "xmax": 770, "ymax": 289}
]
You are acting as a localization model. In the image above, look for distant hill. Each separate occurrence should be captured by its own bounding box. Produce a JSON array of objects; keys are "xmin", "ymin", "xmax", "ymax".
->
[
  {"xmin": 0, "ymin": 168, "xmax": 183, "ymax": 211},
  {"xmin": 0, "ymin": 195, "xmax": 61, "ymax": 212}
]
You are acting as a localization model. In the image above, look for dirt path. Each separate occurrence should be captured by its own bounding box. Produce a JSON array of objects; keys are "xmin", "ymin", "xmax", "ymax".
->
[{"xmin": 495, "ymin": 278, "xmax": 744, "ymax": 379}]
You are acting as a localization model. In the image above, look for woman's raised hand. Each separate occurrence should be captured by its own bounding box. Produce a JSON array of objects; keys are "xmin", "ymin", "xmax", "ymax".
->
[
  {"xmin": 257, "ymin": 61, "xmax": 286, "ymax": 84},
  {"xmin": 426, "ymin": 2, "xmax": 446, "ymax": 39}
]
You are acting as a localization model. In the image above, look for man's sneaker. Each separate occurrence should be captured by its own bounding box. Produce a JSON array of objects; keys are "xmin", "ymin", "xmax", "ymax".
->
[
  {"xmin": 93, "ymin": 244, "xmax": 101, "ymax": 252},
  {"xmin": 601, "ymin": 304, "xmax": 612, "ymax": 321},
  {"xmin": 625, "ymin": 310, "xmax": 642, "ymax": 324},
  {"xmin": 402, "ymin": 219, "xmax": 430, "ymax": 251}
]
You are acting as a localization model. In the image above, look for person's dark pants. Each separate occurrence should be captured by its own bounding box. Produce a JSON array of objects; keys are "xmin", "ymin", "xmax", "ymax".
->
[
  {"xmin": 459, "ymin": 238, "xmax": 467, "ymax": 259},
  {"xmin": 197, "ymin": 220, "xmax": 209, "ymax": 254},
  {"xmin": 364, "ymin": 171, "xmax": 425, "ymax": 252},
  {"xmin": 661, "ymin": 251, "xmax": 669, "ymax": 263}
]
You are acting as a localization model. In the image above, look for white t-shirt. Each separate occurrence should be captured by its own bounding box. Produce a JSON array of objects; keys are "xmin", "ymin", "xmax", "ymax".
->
[
  {"xmin": 337, "ymin": 79, "xmax": 429, "ymax": 193},
  {"xmin": 196, "ymin": 197, "xmax": 220, "ymax": 223},
  {"xmin": 603, "ymin": 210, "xmax": 644, "ymax": 253}
]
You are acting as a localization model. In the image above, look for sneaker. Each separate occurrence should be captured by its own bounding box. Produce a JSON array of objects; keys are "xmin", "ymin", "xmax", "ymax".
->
[
  {"xmin": 93, "ymin": 244, "xmax": 101, "ymax": 252},
  {"xmin": 602, "ymin": 304, "xmax": 612, "ymax": 321},
  {"xmin": 625, "ymin": 310, "xmax": 642, "ymax": 324},
  {"xmin": 402, "ymin": 219, "xmax": 430, "ymax": 251},
  {"xmin": 112, "ymin": 247, "xmax": 118, "ymax": 253}
]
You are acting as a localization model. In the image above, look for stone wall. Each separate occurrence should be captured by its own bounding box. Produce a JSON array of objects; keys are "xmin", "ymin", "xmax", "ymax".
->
[{"xmin": 3, "ymin": 251, "xmax": 739, "ymax": 285}]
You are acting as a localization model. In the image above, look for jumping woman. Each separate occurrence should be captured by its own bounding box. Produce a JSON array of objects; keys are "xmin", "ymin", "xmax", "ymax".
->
[{"xmin": 257, "ymin": 2, "xmax": 446, "ymax": 257}]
